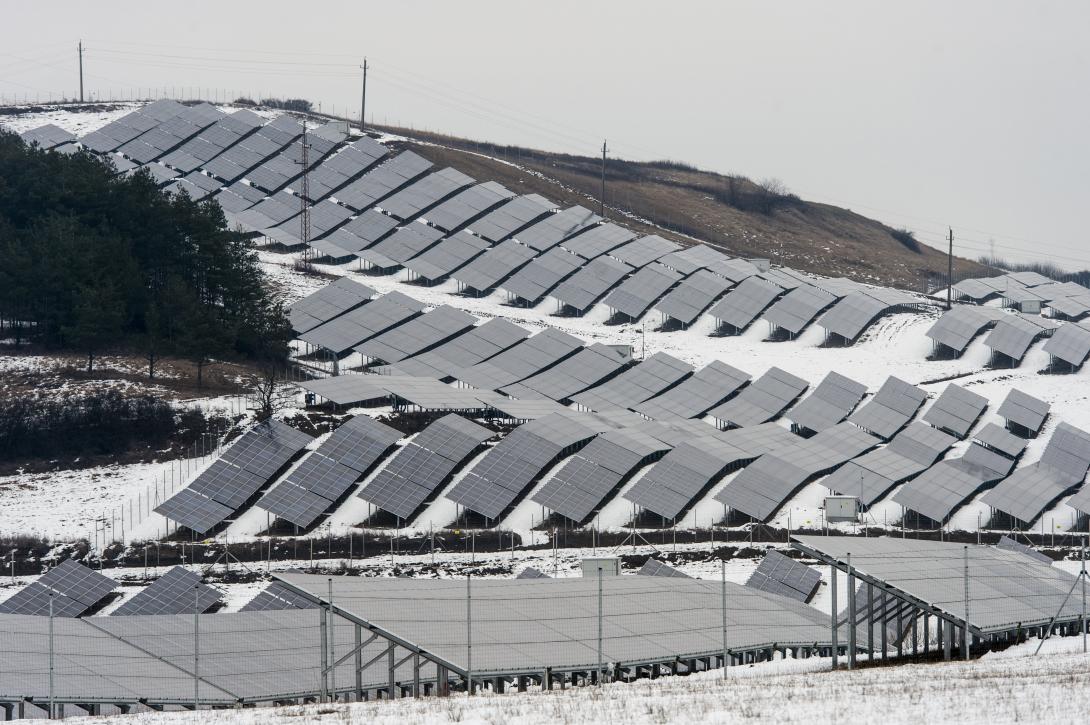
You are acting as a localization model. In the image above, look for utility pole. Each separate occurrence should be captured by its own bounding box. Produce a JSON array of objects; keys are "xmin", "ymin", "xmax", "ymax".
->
[
  {"xmin": 296, "ymin": 124, "xmax": 312, "ymax": 263},
  {"xmin": 946, "ymin": 227, "xmax": 954, "ymax": 310},
  {"xmin": 78, "ymin": 40, "xmax": 84, "ymax": 102},
  {"xmin": 600, "ymin": 140, "xmax": 608, "ymax": 219},
  {"xmin": 359, "ymin": 59, "xmax": 368, "ymax": 133}
]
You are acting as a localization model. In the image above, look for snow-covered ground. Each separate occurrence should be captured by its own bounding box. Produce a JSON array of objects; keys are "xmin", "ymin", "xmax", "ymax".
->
[{"xmin": 85, "ymin": 636, "xmax": 1090, "ymax": 724}]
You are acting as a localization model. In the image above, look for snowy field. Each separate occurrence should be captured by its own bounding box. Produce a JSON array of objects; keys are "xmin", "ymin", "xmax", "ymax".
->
[{"xmin": 86, "ymin": 637, "xmax": 1090, "ymax": 725}]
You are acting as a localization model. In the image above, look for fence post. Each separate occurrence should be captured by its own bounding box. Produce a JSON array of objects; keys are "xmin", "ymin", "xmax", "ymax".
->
[
  {"xmin": 963, "ymin": 546, "xmax": 970, "ymax": 660},
  {"xmin": 597, "ymin": 566, "xmax": 604, "ymax": 685},
  {"xmin": 49, "ymin": 593, "xmax": 55, "ymax": 719},
  {"xmin": 721, "ymin": 559, "xmax": 728, "ymax": 678},
  {"xmin": 1082, "ymin": 540, "xmax": 1087, "ymax": 654},
  {"xmin": 847, "ymin": 553, "xmax": 855, "ymax": 669},
  {"xmin": 830, "ymin": 563, "xmax": 838, "ymax": 670},
  {"xmin": 466, "ymin": 573, "xmax": 473, "ymax": 695},
  {"xmin": 194, "ymin": 584, "xmax": 200, "ymax": 710}
]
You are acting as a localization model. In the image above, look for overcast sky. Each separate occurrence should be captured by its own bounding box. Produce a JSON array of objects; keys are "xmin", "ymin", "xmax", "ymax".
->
[{"xmin": 4, "ymin": 1, "xmax": 1088, "ymax": 267}]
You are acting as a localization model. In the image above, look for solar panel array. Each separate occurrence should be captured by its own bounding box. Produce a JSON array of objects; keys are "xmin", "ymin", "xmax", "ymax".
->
[
  {"xmin": 358, "ymin": 414, "xmax": 494, "ymax": 519},
  {"xmin": 634, "ymin": 360, "xmax": 750, "ymax": 420},
  {"xmin": 79, "ymin": 100, "xmax": 187, "ymax": 153},
  {"xmin": 653, "ymin": 270, "xmax": 734, "ymax": 326},
  {"xmin": 118, "ymin": 104, "xmax": 225, "ymax": 164},
  {"xmin": 500, "ymin": 343, "xmax": 631, "ymax": 402},
  {"xmin": 390, "ymin": 317, "xmax": 530, "ymax": 379},
  {"xmin": 744, "ymin": 550, "xmax": 820, "ymax": 603},
  {"xmin": 709, "ymin": 276, "xmax": 785, "ymax": 332},
  {"xmin": 302, "ymin": 136, "xmax": 389, "ymax": 201},
  {"xmin": 383, "ymin": 378, "xmax": 504, "ymax": 412},
  {"xmin": 982, "ymin": 422, "xmax": 1090, "ymax": 524},
  {"xmin": 515, "ymin": 567, "xmax": 551, "ymax": 579},
  {"xmin": 20, "ymin": 123, "xmax": 77, "ymax": 149},
  {"xmin": 817, "ymin": 288, "xmax": 920, "ymax": 342},
  {"xmin": 626, "ymin": 423, "xmax": 798, "ymax": 520},
  {"xmin": 356, "ymin": 305, "xmax": 477, "ymax": 363},
  {"xmin": 299, "ymin": 290, "xmax": 426, "ymax": 354},
  {"xmin": 983, "ymin": 314, "xmax": 1058, "ymax": 363},
  {"xmin": 380, "ymin": 167, "xmax": 476, "ymax": 221},
  {"xmin": 265, "ymin": 200, "xmax": 355, "ymax": 246},
  {"xmin": 159, "ymin": 109, "xmax": 265, "ymax": 173},
  {"xmin": 636, "ymin": 558, "xmax": 691, "ymax": 578},
  {"xmin": 708, "ymin": 367, "xmax": 808, "ymax": 429},
  {"xmin": 446, "ymin": 412, "xmax": 610, "ymax": 519},
  {"xmin": 515, "ymin": 205, "xmax": 601, "ymax": 251},
  {"xmin": 922, "ymin": 383, "xmax": 988, "ymax": 438},
  {"xmin": 470, "ymin": 194, "xmax": 555, "ymax": 242},
  {"xmin": 111, "ymin": 567, "xmax": 220, "ymax": 616},
  {"xmin": 314, "ymin": 208, "xmax": 400, "ymax": 258},
  {"xmin": 455, "ymin": 328, "xmax": 584, "ymax": 390},
  {"xmin": 997, "ymin": 388, "xmax": 1050, "ymax": 435},
  {"xmin": 561, "ymin": 223, "xmax": 638, "ymax": 260},
  {"xmin": 892, "ymin": 422, "xmax": 1027, "ymax": 523},
  {"xmin": 532, "ymin": 426, "xmax": 673, "ymax": 522},
  {"xmin": 246, "ymin": 131, "xmax": 338, "ymax": 193},
  {"xmin": 603, "ymin": 263, "xmax": 683, "ymax": 320},
  {"xmin": 155, "ymin": 421, "xmax": 313, "ymax": 534},
  {"xmin": 358, "ymin": 221, "xmax": 446, "ymax": 268},
  {"xmin": 610, "ymin": 234, "xmax": 681, "ymax": 268},
  {"xmin": 823, "ymin": 422, "xmax": 955, "ymax": 506},
  {"xmin": 571, "ymin": 352, "xmax": 693, "ymax": 412},
  {"xmin": 502, "ymin": 247, "xmax": 586, "ymax": 303},
  {"xmin": 925, "ymin": 305, "xmax": 1007, "ymax": 354},
  {"xmin": 287, "ymin": 277, "xmax": 375, "ymax": 334},
  {"xmin": 239, "ymin": 581, "xmax": 319, "ymax": 612},
  {"xmin": 786, "ymin": 372, "xmax": 868, "ymax": 434},
  {"xmin": 203, "ymin": 115, "xmax": 303, "ymax": 183},
  {"xmin": 717, "ymin": 422, "xmax": 878, "ymax": 521},
  {"xmin": 257, "ymin": 415, "xmax": 401, "ymax": 528},
  {"xmin": 1043, "ymin": 321, "xmax": 1090, "ymax": 369},
  {"xmin": 452, "ymin": 238, "xmax": 538, "ymax": 292},
  {"xmin": 847, "ymin": 376, "xmax": 926, "ymax": 440},
  {"xmin": 403, "ymin": 230, "xmax": 491, "ymax": 281},
  {"xmin": 0, "ymin": 561, "xmax": 116, "ymax": 617}
]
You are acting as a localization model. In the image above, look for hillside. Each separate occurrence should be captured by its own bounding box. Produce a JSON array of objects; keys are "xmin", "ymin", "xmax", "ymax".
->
[{"xmin": 375, "ymin": 125, "xmax": 990, "ymax": 290}]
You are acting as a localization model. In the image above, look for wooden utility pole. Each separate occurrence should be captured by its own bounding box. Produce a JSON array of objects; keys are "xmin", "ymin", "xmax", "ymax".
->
[
  {"xmin": 359, "ymin": 58, "xmax": 368, "ymax": 132},
  {"xmin": 78, "ymin": 40, "xmax": 84, "ymax": 102},
  {"xmin": 946, "ymin": 227, "xmax": 954, "ymax": 310},
  {"xmin": 600, "ymin": 140, "xmax": 608, "ymax": 219}
]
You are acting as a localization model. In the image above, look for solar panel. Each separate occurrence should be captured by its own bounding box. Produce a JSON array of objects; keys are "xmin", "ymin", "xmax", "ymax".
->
[
  {"xmin": 532, "ymin": 427, "xmax": 672, "ymax": 522},
  {"xmin": 112, "ymin": 567, "xmax": 220, "ymax": 616},
  {"xmin": 609, "ymin": 235, "xmax": 681, "ymax": 268},
  {"xmin": 288, "ymin": 277, "xmax": 375, "ymax": 334},
  {"xmin": 847, "ymin": 376, "xmax": 926, "ymax": 440},
  {"xmin": 357, "ymin": 221, "xmax": 447, "ymax": 268},
  {"xmin": 501, "ymin": 247, "xmax": 586, "ymax": 304},
  {"xmin": 403, "ymin": 230, "xmax": 491, "ymax": 282},
  {"xmin": 451, "ymin": 239, "xmax": 538, "ymax": 292},
  {"xmin": 299, "ymin": 290, "xmax": 426, "ymax": 354},
  {"xmin": 355, "ymin": 305, "xmax": 477, "ymax": 363},
  {"xmin": 708, "ymin": 276, "xmax": 785, "ymax": 332},
  {"xmin": 516, "ymin": 567, "xmax": 551, "ymax": 579},
  {"xmin": 634, "ymin": 360, "xmax": 750, "ymax": 420},
  {"xmin": 637, "ymin": 559, "xmax": 691, "ymax": 578},
  {"xmin": 996, "ymin": 535, "xmax": 1053, "ymax": 565},
  {"xmin": 0, "ymin": 561, "xmax": 116, "ymax": 617},
  {"xmin": 925, "ymin": 305, "xmax": 1007, "ymax": 354},
  {"xmin": 745, "ymin": 550, "xmax": 820, "ymax": 602},
  {"xmin": 708, "ymin": 367, "xmax": 808, "ymax": 429},
  {"xmin": 321, "ymin": 414, "xmax": 402, "ymax": 473},
  {"xmin": 817, "ymin": 290, "xmax": 916, "ymax": 342},
  {"xmin": 602, "ymin": 263, "xmax": 683, "ymax": 320},
  {"xmin": 468, "ymin": 194, "xmax": 555, "ymax": 242},
  {"xmin": 302, "ymin": 136, "xmax": 389, "ymax": 201},
  {"xmin": 334, "ymin": 150, "xmax": 433, "ymax": 212},
  {"xmin": 717, "ymin": 422, "xmax": 878, "ymax": 520},
  {"xmin": 786, "ymin": 372, "xmax": 867, "ymax": 433},
  {"xmin": 446, "ymin": 412, "xmax": 610, "ymax": 518},
  {"xmin": 560, "ymin": 223, "xmax": 638, "ymax": 260},
  {"xmin": 997, "ymin": 388, "xmax": 1050, "ymax": 435},
  {"xmin": 551, "ymin": 255, "xmax": 633, "ymax": 313},
  {"xmin": 762, "ymin": 284, "xmax": 838, "ymax": 335},
  {"xmin": 570, "ymin": 352, "xmax": 693, "ymax": 412},
  {"xmin": 239, "ymin": 581, "xmax": 319, "ymax": 611},
  {"xmin": 514, "ymin": 205, "xmax": 601, "ymax": 251},
  {"xmin": 652, "ymin": 269, "xmax": 735, "ymax": 326},
  {"xmin": 382, "ymin": 379, "xmax": 503, "ymax": 412},
  {"xmin": 20, "ymin": 123, "xmax": 77, "ymax": 149},
  {"xmin": 627, "ymin": 423, "xmax": 798, "ymax": 520},
  {"xmin": 953, "ymin": 277, "xmax": 1005, "ymax": 302},
  {"xmin": 974, "ymin": 422, "xmax": 1030, "ymax": 459},
  {"xmin": 423, "ymin": 181, "xmax": 515, "ymax": 232},
  {"xmin": 656, "ymin": 244, "xmax": 730, "ymax": 275},
  {"xmin": 983, "ymin": 422, "xmax": 1090, "ymax": 523},
  {"xmin": 1048, "ymin": 294, "xmax": 1090, "ymax": 320},
  {"xmin": 893, "ymin": 440, "xmax": 1019, "ymax": 523},
  {"xmin": 455, "ymin": 327, "xmax": 584, "ymax": 390},
  {"xmin": 358, "ymin": 414, "xmax": 492, "ymax": 519},
  {"xmin": 1043, "ymin": 322, "xmax": 1090, "ymax": 368},
  {"xmin": 154, "ymin": 487, "xmax": 236, "ymax": 534},
  {"xmin": 982, "ymin": 314, "xmax": 1058, "ymax": 363},
  {"xmin": 389, "ymin": 318, "xmax": 531, "ymax": 379},
  {"xmin": 922, "ymin": 383, "xmax": 988, "ymax": 438},
  {"xmin": 500, "ymin": 343, "xmax": 631, "ymax": 402},
  {"xmin": 379, "ymin": 167, "xmax": 476, "ymax": 221}
]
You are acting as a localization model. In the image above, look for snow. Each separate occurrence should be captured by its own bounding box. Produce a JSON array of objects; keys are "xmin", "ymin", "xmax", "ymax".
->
[{"xmin": 84, "ymin": 639, "xmax": 1090, "ymax": 724}]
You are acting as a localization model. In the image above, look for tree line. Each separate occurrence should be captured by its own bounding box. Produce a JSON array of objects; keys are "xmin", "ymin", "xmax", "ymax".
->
[{"xmin": 0, "ymin": 131, "xmax": 292, "ymax": 383}]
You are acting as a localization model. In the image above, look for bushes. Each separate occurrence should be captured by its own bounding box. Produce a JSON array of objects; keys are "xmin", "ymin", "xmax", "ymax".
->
[
  {"xmin": 891, "ymin": 228, "xmax": 922, "ymax": 253},
  {"xmin": 0, "ymin": 390, "xmax": 224, "ymax": 462}
]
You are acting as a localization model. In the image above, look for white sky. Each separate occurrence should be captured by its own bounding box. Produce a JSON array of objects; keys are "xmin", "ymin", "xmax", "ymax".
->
[{"xmin": 3, "ymin": 1, "xmax": 1088, "ymax": 267}]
